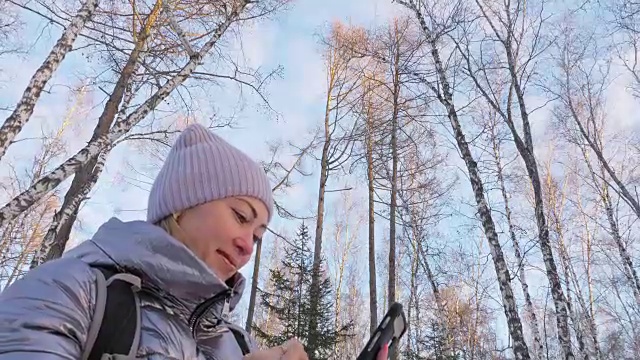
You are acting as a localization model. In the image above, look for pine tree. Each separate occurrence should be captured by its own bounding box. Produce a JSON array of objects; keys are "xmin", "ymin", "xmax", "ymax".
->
[
  {"xmin": 418, "ymin": 322, "xmax": 459, "ymax": 360},
  {"xmin": 306, "ymin": 265, "xmax": 351, "ymax": 360},
  {"xmin": 253, "ymin": 222, "xmax": 311, "ymax": 347},
  {"xmin": 253, "ymin": 222, "xmax": 351, "ymax": 360}
]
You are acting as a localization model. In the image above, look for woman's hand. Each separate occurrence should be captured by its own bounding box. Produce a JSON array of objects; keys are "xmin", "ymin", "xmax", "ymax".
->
[
  {"xmin": 243, "ymin": 338, "xmax": 308, "ymax": 360},
  {"xmin": 243, "ymin": 338, "xmax": 389, "ymax": 360},
  {"xmin": 376, "ymin": 343, "xmax": 389, "ymax": 360}
]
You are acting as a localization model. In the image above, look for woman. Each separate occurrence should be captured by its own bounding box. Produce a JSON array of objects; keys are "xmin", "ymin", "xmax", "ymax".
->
[{"xmin": 0, "ymin": 124, "xmax": 389, "ymax": 360}]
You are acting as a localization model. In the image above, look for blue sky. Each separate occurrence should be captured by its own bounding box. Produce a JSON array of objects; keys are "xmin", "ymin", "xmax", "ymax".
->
[
  {"xmin": 2, "ymin": 0, "xmax": 640, "ymax": 350},
  {"xmin": 0, "ymin": 0, "xmax": 401, "ymax": 224},
  {"xmin": 0, "ymin": 0, "xmax": 408, "ymax": 325}
]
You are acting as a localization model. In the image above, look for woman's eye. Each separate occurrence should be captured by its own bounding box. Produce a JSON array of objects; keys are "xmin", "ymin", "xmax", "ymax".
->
[{"xmin": 233, "ymin": 209, "xmax": 248, "ymax": 223}]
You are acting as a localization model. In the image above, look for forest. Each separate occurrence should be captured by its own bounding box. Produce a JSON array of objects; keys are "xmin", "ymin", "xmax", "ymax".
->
[{"xmin": 0, "ymin": 0, "xmax": 639, "ymax": 359}]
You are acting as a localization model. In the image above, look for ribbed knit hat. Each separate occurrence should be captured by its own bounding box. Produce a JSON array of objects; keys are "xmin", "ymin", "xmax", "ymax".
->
[{"xmin": 146, "ymin": 124, "xmax": 274, "ymax": 224}]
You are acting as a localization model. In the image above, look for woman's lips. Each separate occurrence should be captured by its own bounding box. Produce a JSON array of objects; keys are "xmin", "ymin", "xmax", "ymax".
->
[{"xmin": 217, "ymin": 250, "xmax": 237, "ymax": 269}]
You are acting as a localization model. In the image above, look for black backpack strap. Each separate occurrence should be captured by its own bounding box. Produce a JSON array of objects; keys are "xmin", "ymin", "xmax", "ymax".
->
[
  {"xmin": 82, "ymin": 266, "xmax": 142, "ymax": 360},
  {"xmin": 229, "ymin": 327, "xmax": 251, "ymax": 355}
]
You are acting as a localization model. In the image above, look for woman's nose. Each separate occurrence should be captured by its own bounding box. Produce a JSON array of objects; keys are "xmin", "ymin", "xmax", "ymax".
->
[{"xmin": 233, "ymin": 232, "xmax": 254, "ymax": 258}]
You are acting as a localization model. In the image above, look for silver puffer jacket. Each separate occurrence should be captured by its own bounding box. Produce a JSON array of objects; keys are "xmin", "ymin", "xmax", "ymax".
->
[{"xmin": 0, "ymin": 217, "xmax": 256, "ymax": 359}]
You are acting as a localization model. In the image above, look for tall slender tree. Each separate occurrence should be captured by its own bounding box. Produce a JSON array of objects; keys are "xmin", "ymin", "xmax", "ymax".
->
[
  {"xmin": 307, "ymin": 22, "xmax": 361, "ymax": 345},
  {"xmin": 453, "ymin": 0, "xmax": 576, "ymax": 356},
  {"xmin": 396, "ymin": 1, "xmax": 532, "ymax": 358},
  {"xmin": 0, "ymin": 0, "xmax": 98, "ymax": 162}
]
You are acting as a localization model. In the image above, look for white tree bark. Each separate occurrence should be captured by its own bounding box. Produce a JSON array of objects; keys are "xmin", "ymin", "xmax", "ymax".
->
[
  {"xmin": 569, "ymin": 101, "xmax": 640, "ymax": 220},
  {"xmin": 33, "ymin": 145, "xmax": 110, "ymax": 266},
  {"xmin": 0, "ymin": 0, "xmax": 249, "ymax": 228},
  {"xmin": 491, "ymin": 122, "xmax": 544, "ymax": 360},
  {"xmin": 454, "ymin": 1, "xmax": 574, "ymax": 355},
  {"xmin": 397, "ymin": 2, "xmax": 532, "ymax": 358},
  {"xmin": 0, "ymin": 0, "xmax": 99, "ymax": 162},
  {"xmin": 581, "ymin": 145, "xmax": 640, "ymax": 306}
]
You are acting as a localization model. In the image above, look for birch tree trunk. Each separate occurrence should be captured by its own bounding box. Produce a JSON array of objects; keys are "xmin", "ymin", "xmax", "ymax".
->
[
  {"xmin": 1, "ymin": 195, "xmax": 58, "ymax": 289},
  {"xmin": 30, "ymin": 0, "xmax": 161, "ymax": 266},
  {"xmin": 397, "ymin": 132, "xmax": 453, "ymax": 355},
  {"xmin": 489, "ymin": 117, "xmax": 544, "ymax": 360},
  {"xmin": 0, "ymin": 0, "xmax": 99, "ymax": 162},
  {"xmin": 397, "ymin": 2, "xmax": 532, "ymax": 358},
  {"xmin": 573, "ymin": 180, "xmax": 603, "ymax": 360},
  {"xmin": 578, "ymin": 124, "xmax": 640, "ymax": 306},
  {"xmin": 550, "ymin": 10, "xmax": 640, "ymax": 220},
  {"xmin": 590, "ymin": 153, "xmax": 640, "ymax": 303},
  {"xmin": 546, "ymin": 159, "xmax": 605, "ymax": 360},
  {"xmin": 38, "ymin": 145, "xmax": 111, "ymax": 263},
  {"xmin": 549, "ymin": 17, "xmax": 640, "ymax": 309},
  {"xmin": 0, "ymin": 0, "xmax": 250, "ymax": 228},
  {"xmin": 517, "ymin": 104, "xmax": 573, "ymax": 360},
  {"xmin": 458, "ymin": 1, "xmax": 575, "ymax": 355},
  {"xmin": 569, "ymin": 108, "xmax": 640, "ymax": 220},
  {"xmin": 1, "ymin": 102, "xmax": 76, "ymax": 286},
  {"xmin": 545, "ymin": 172, "xmax": 589, "ymax": 359}
]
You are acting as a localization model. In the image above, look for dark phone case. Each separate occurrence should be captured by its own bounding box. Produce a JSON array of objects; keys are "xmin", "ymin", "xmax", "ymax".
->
[{"xmin": 356, "ymin": 302, "xmax": 407, "ymax": 360}]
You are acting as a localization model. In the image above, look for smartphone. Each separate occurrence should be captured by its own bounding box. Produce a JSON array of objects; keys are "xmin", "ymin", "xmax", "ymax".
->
[{"xmin": 356, "ymin": 302, "xmax": 407, "ymax": 360}]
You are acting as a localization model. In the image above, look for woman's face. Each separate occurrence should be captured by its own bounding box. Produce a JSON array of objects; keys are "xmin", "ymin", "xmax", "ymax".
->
[{"xmin": 175, "ymin": 196, "xmax": 269, "ymax": 282}]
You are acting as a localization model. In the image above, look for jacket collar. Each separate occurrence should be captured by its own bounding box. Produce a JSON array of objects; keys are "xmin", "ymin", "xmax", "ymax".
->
[{"xmin": 65, "ymin": 217, "xmax": 246, "ymax": 316}]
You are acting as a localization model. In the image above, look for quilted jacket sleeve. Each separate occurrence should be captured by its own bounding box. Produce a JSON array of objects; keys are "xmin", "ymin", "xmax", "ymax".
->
[{"xmin": 0, "ymin": 257, "xmax": 97, "ymax": 359}]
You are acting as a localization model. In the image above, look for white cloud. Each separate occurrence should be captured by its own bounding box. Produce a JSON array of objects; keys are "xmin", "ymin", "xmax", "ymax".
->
[
  {"xmin": 604, "ymin": 68, "xmax": 640, "ymax": 133},
  {"xmin": 228, "ymin": 19, "xmax": 279, "ymax": 70},
  {"xmin": 347, "ymin": 0, "xmax": 406, "ymax": 24},
  {"xmin": 283, "ymin": 36, "xmax": 327, "ymax": 104}
]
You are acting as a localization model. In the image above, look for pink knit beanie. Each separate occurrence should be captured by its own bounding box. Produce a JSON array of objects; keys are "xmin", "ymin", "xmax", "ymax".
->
[{"xmin": 146, "ymin": 124, "xmax": 273, "ymax": 223}]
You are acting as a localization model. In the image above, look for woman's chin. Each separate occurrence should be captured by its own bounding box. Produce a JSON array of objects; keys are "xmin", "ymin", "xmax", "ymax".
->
[{"xmin": 207, "ymin": 262, "xmax": 233, "ymax": 282}]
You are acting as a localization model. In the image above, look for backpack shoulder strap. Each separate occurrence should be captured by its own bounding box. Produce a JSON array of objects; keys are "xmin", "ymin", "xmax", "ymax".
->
[
  {"xmin": 82, "ymin": 266, "xmax": 142, "ymax": 360},
  {"xmin": 229, "ymin": 327, "xmax": 251, "ymax": 355}
]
